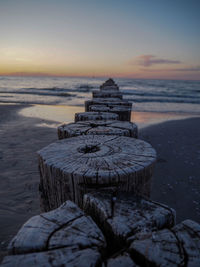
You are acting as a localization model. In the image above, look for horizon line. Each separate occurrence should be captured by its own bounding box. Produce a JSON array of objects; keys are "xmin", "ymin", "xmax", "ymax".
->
[{"xmin": 0, "ymin": 73, "xmax": 200, "ymax": 81}]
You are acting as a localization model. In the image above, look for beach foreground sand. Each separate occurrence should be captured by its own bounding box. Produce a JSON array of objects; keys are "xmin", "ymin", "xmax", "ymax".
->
[{"xmin": 0, "ymin": 104, "xmax": 200, "ymax": 261}]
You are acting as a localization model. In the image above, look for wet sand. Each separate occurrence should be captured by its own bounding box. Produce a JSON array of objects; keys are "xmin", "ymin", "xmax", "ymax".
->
[
  {"xmin": 140, "ymin": 117, "xmax": 200, "ymax": 223},
  {"xmin": 0, "ymin": 104, "xmax": 200, "ymax": 261},
  {"xmin": 0, "ymin": 104, "xmax": 57, "ymax": 260}
]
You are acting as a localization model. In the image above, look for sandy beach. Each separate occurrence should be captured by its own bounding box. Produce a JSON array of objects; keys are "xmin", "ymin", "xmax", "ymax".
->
[{"xmin": 0, "ymin": 104, "xmax": 200, "ymax": 261}]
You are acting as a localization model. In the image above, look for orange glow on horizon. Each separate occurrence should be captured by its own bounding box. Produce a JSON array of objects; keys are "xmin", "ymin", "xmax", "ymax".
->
[{"xmin": 0, "ymin": 57, "xmax": 200, "ymax": 80}]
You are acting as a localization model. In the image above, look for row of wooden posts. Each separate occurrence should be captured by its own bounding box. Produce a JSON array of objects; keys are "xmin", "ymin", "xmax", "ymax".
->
[{"xmin": 2, "ymin": 79, "xmax": 200, "ymax": 266}]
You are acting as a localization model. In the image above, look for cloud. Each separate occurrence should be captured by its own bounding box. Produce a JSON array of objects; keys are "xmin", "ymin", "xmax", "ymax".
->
[
  {"xmin": 140, "ymin": 66, "xmax": 200, "ymax": 72},
  {"xmin": 174, "ymin": 66, "xmax": 200, "ymax": 72},
  {"xmin": 130, "ymin": 55, "xmax": 182, "ymax": 67}
]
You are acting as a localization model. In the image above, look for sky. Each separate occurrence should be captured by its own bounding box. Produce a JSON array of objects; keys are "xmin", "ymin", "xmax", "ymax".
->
[{"xmin": 0, "ymin": 0, "xmax": 200, "ymax": 79}]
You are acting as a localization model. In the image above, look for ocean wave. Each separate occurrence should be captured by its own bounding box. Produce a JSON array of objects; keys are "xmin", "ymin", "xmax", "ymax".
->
[
  {"xmin": 127, "ymin": 97, "xmax": 200, "ymax": 104},
  {"xmin": 76, "ymin": 84, "xmax": 94, "ymax": 92},
  {"xmin": 122, "ymin": 90, "xmax": 200, "ymax": 99},
  {"xmin": 22, "ymin": 86, "xmax": 94, "ymax": 93},
  {"xmin": 0, "ymin": 90, "xmax": 76, "ymax": 97}
]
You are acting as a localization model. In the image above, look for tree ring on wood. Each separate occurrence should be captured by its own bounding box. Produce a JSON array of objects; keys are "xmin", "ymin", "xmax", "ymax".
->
[{"xmin": 38, "ymin": 135, "xmax": 156, "ymax": 211}]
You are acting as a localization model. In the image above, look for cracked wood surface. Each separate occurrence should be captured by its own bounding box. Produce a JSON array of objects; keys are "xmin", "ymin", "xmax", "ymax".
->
[
  {"xmin": 1, "ymin": 201, "xmax": 105, "ymax": 267},
  {"xmin": 107, "ymin": 252, "xmax": 138, "ymax": 267},
  {"xmin": 100, "ymin": 85, "xmax": 119, "ymax": 91},
  {"xmin": 83, "ymin": 191, "xmax": 175, "ymax": 248},
  {"xmin": 57, "ymin": 120, "xmax": 138, "ymax": 139},
  {"xmin": 89, "ymin": 105, "xmax": 132, "ymax": 121},
  {"xmin": 129, "ymin": 219, "xmax": 200, "ymax": 267},
  {"xmin": 1, "ymin": 248, "xmax": 102, "ymax": 267},
  {"xmin": 85, "ymin": 98, "xmax": 132, "ymax": 112},
  {"xmin": 93, "ymin": 90, "xmax": 123, "ymax": 99},
  {"xmin": 74, "ymin": 111, "xmax": 119, "ymax": 122},
  {"xmin": 38, "ymin": 135, "xmax": 156, "ymax": 211}
]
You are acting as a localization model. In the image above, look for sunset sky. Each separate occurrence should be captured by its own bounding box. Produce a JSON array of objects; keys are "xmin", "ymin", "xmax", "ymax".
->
[{"xmin": 0, "ymin": 0, "xmax": 200, "ymax": 79}]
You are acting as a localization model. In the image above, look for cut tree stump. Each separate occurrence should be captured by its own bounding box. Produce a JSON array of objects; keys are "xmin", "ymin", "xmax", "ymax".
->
[
  {"xmin": 38, "ymin": 135, "xmax": 156, "ymax": 211},
  {"xmin": 93, "ymin": 90, "xmax": 123, "ymax": 99},
  {"xmin": 129, "ymin": 219, "xmax": 200, "ymax": 267},
  {"xmin": 89, "ymin": 105, "xmax": 132, "ymax": 121},
  {"xmin": 57, "ymin": 120, "xmax": 138, "ymax": 139},
  {"xmin": 1, "ymin": 201, "xmax": 106, "ymax": 267},
  {"xmin": 74, "ymin": 111, "xmax": 119, "ymax": 122},
  {"xmin": 83, "ymin": 191, "xmax": 175, "ymax": 250},
  {"xmin": 85, "ymin": 98, "xmax": 132, "ymax": 112}
]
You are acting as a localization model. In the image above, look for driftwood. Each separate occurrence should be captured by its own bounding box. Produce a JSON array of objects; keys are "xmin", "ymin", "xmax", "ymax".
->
[
  {"xmin": 93, "ymin": 90, "xmax": 123, "ymax": 99},
  {"xmin": 129, "ymin": 219, "xmax": 200, "ymax": 266},
  {"xmin": 85, "ymin": 98, "xmax": 132, "ymax": 112},
  {"xmin": 89, "ymin": 105, "xmax": 132, "ymax": 121},
  {"xmin": 38, "ymin": 135, "xmax": 156, "ymax": 211},
  {"xmin": 1, "ymin": 201, "xmax": 105, "ymax": 267},
  {"xmin": 57, "ymin": 120, "xmax": 138, "ymax": 139},
  {"xmin": 74, "ymin": 111, "xmax": 119, "ymax": 122},
  {"xmin": 83, "ymin": 191, "xmax": 175, "ymax": 249}
]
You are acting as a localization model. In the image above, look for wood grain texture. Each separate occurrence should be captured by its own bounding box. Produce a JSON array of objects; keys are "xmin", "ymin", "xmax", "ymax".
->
[
  {"xmin": 107, "ymin": 252, "xmax": 138, "ymax": 267},
  {"xmin": 1, "ymin": 201, "xmax": 105, "ymax": 266},
  {"xmin": 89, "ymin": 105, "xmax": 132, "ymax": 121},
  {"xmin": 85, "ymin": 98, "xmax": 132, "ymax": 112},
  {"xmin": 93, "ymin": 90, "xmax": 123, "ymax": 99},
  {"xmin": 100, "ymin": 85, "xmax": 119, "ymax": 91},
  {"xmin": 83, "ymin": 191, "xmax": 175, "ymax": 248},
  {"xmin": 57, "ymin": 120, "xmax": 138, "ymax": 139},
  {"xmin": 8, "ymin": 200, "xmax": 105, "ymax": 254},
  {"xmin": 1, "ymin": 248, "xmax": 102, "ymax": 267},
  {"xmin": 38, "ymin": 135, "xmax": 156, "ymax": 211},
  {"xmin": 129, "ymin": 219, "xmax": 200, "ymax": 267},
  {"xmin": 75, "ymin": 112, "xmax": 119, "ymax": 122}
]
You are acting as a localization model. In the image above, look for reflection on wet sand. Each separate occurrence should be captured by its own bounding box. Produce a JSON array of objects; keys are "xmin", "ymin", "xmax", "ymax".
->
[{"xmin": 19, "ymin": 104, "xmax": 200, "ymax": 129}]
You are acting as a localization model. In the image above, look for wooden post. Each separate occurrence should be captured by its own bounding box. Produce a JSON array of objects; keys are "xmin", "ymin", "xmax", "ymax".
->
[
  {"xmin": 89, "ymin": 105, "xmax": 132, "ymax": 121},
  {"xmin": 38, "ymin": 135, "xmax": 156, "ymax": 211},
  {"xmin": 83, "ymin": 191, "xmax": 175, "ymax": 249},
  {"xmin": 57, "ymin": 120, "xmax": 138, "ymax": 139},
  {"xmin": 93, "ymin": 90, "xmax": 123, "ymax": 99},
  {"xmin": 100, "ymin": 78, "xmax": 119, "ymax": 91},
  {"xmin": 2, "ymin": 201, "xmax": 106, "ymax": 266},
  {"xmin": 74, "ymin": 111, "xmax": 119, "ymax": 122},
  {"xmin": 129, "ymin": 219, "xmax": 200, "ymax": 267},
  {"xmin": 85, "ymin": 98, "xmax": 132, "ymax": 112},
  {"xmin": 100, "ymin": 85, "xmax": 119, "ymax": 91}
]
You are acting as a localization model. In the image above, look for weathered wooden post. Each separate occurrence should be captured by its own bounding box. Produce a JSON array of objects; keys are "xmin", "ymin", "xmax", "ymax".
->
[
  {"xmin": 129, "ymin": 219, "xmax": 200, "ymax": 266},
  {"xmin": 74, "ymin": 111, "xmax": 119, "ymax": 122},
  {"xmin": 38, "ymin": 135, "xmax": 156, "ymax": 212},
  {"xmin": 85, "ymin": 98, "xmax": 132, "ymax": 112},
  {"xmin": 100, "ymin": 85, "xmax": 119, "ymax": 91},
  {"xmin": 89, "ymin": 105, "xmax": 132, "ymax": 121},
  {"xmin": 2, "ymin": 201, "xmax": 106, "ymax": 266},
  {"xmin": 100, "ymin": 78, "xmax": 119, "ymax": 91},
  {"xmin": 57, "ymin": 120, "xmax": 138, "ymax": 139},
  {"xmin": 83, "ymin": 191, "xmax": 175, "ymax": 249},
  {"xmin": 93, "ymin": 90, "xmax": 123, "ymax": 99}
]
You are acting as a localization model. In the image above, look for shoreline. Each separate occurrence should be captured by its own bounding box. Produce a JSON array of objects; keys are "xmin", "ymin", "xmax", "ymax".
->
[
  {"xmin": 0, "ymin": 103, "xmax": 200, "ymax": 261},
  {"xmin": 14, "ymin": 103, "xmax": 200, "ymax": 129}
]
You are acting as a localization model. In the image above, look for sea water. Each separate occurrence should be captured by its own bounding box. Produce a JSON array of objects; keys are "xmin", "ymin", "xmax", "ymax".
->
[{"xmin": 0, "ymin": 76, "xmax": 200, "ymax": 114}]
